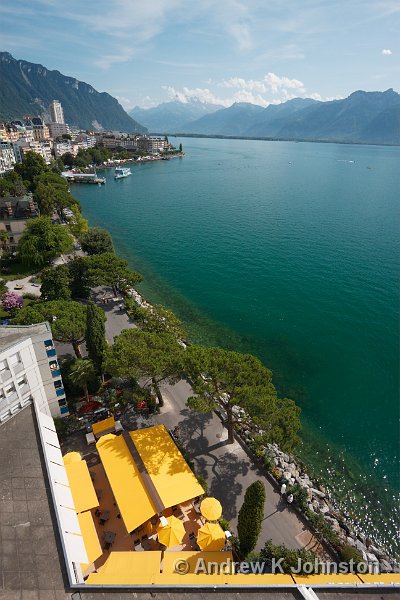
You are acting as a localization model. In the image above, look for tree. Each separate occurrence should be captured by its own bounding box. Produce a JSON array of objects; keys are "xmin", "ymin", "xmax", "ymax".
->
[
  {"xmin": 136, "ymin": 304, "xmax": 185, "ymax": 338},
  {"xmin": 68, "ymin": 256, "xmax": 90, "ymax": 299},
  {"xmin": 2, "ymin": 291, "xmax": 23, "ymax": 316},
  {"xmin": 61, "ymin": 152, "xmax": 75, "ymax": 166},
  {"xmin": 179, "ymin": 143, "xmax": 183, "ymax": 152},
  {"xmin": 86, "ymin": 301, "xmax": 107, "ymax": 375},
  {"xmin": 69, "ymin": 358, "xmax": 95, "ymax": 402},
  {"xmin": 33, "ymin": 172, "xmax": 79, "ymax": 219},
  {"xmin": 105, "ymin": 329, "xmax": 184, "ymax": 406},
  {"xmin": 185, "ymin": 346, "xmax": 277, "ymax": 444},
  {"xmin": 260, "ymin": 540, "xmax": 317, "ymax": 574},
  {"xmin": 80, "ymin": 227, "xmax": 114, "ymax": 255},
  {"xmin": 66, "ymin": 206, "xmax": 89, "ymax": 238},
  {"xmin": 14, "ymin": 151, "xmax": 47, "ymax": 189},
  {"xmin": 85, "ymin": 252, "xmax": 142, "ymax": 291},
  {"xmin": 13, "ymin": 300, "xmax": 86, "ymax": 358},
  {"xmin": 0, "ymin": 171, "xmax": 26, "ymax": 197},
  {"xmin": 17, "ymin": 216, "xmax": 73, "ymax": 268},
  {"xmin": 0, "ymin": 231, "xmax": 9, "ymax": 254},
  {"xmin": 237, "ymin": 481, "xmax": 266, "ymax": 556},
  {"xmin": 40, "ymin": 265, "xmax": 72, "ymax": 301}
]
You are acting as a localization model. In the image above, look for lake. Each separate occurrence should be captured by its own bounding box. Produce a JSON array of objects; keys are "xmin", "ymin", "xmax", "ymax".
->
[{"xmin": 72, "ymin": 137, "xmax": 400, "ymax": 555}]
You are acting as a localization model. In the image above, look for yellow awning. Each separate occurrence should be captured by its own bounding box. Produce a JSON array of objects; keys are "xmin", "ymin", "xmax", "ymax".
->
[
  {"xmin": 155, "ymin": 551, "xmax": 232, "ymax": 584},
  {"xmin": 86, "ymin": 551, "xmax": 162, "ymax": 585},
  {"xmin": 78, "ymin": 511, "xmax": 102, "ymax": 566},
  {"xmin": 64, "ymin": 456, "xmax": 99, "ymax": 513},
  {"xmin": 358, "ymin": 573, "xmax": 400, "ymax": 584},
  {"xmin": 96, "ymin": 433, "xmax": 157, "ymax": 533},
  {"xmin": 131, "ymin": 425, "xmax": 204, "ymax": 508},
  {"xmin": 223, "ymin": 573, "xmax": 295, "ymax": 584},
  {"xmin": 92, "ymin": 416, "xmax": 115, "ymax": 436},
  {"xmin": 63, "ymin": 451, "xmax": 81, "ymax": 465},
  {"xmin": 293, "ymin": 573, "xmax": 362, "ymax": 584}
]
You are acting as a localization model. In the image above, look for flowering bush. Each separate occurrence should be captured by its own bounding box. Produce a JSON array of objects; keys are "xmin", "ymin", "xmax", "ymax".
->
[{"xmin": 2, "ymin": 291, "xmax": 23, "ymax": 316}]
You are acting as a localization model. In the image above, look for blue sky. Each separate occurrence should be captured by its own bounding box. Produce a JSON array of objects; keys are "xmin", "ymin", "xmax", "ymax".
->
[{"xmin": 1, "ymin": 0, "xmax": 399, "ymax": 110}]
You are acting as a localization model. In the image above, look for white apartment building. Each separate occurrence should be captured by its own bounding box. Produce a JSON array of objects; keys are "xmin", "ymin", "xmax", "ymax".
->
[
  {"xmin": 138, "ymin": 136, "xmax": 167, "ymax": 154},
  {"xmin": 0, "ymin": 141, "xmax": 16, "ymax": 175},
  {"xmin": 0, "ymin": 323, "xmax": 69, "ymax": 424},
  {"xmin": 50, "ymin": 100, "xmax": 65, "ymax": 124},
  {"xmin": 16, "ymin": 139, "xmax": 53, "ymax": 164},
  {"xmin": 48, "ymin": 122, "xmax": 70, "ymax": 138}
]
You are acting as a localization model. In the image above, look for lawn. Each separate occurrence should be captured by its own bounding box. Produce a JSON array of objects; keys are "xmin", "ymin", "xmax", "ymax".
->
[{"xmin": 0, "ymin": 260, "xmax": 38, "ymax": 281}]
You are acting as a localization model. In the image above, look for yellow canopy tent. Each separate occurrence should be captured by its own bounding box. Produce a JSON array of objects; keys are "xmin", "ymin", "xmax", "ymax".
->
[
  {"xmin": 197, "ymin": 522, "xmax": 225, "ymax": 551},
  {"xmin": 86, "ymin": 551, "xmax": 162, "ymax": 585},
  {"xmin": 63, "ymin": 454, "xmax": 99, "ymax": 513},
  {"xmin": 157, "ymin": 515, "xmax": 186, "ymax": 547},
  {"xmin": 63, "ymin": 451, "xmax": 81, "ymax": 465},
  {"xmin": 131, "ymin": 425, "xmax": 204, "ymax": 509},
  {"xmin": 200, "ymin": 497, "xmax": 222, "ymax": 521},
  {"xmin": 96, "ymin": 433, "xmax": 157, "ymax": 533},
  {"xmin": 78, "ymin": 511, "xmax": 102, "ymax": 568},
  {"xmin": 92, "ymin": 416, "xmax": 115, "ymax": 437}
]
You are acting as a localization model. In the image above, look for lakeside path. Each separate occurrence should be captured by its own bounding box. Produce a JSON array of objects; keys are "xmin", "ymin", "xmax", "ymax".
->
[{"xmin": 89, "ymin": 290, "xmax": 329, "ymax": 555}]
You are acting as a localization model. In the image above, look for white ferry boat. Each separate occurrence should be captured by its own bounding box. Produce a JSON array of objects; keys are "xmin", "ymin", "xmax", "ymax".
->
[{"xmin": 114, "ymin": 167, "xmax": 132, "ymax": 179}]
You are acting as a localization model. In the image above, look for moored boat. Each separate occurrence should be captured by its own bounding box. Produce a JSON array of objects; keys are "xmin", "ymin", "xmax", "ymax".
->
[{"xmin": 114, "ymin": 167, "xmax": 132, "ymax": 179}]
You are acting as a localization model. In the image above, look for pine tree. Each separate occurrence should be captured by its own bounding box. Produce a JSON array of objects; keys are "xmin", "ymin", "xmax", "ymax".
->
[
  {"xmin": 85, "ymin": 301, "xmax": 107, "ymax": 376},
  {"xmin": 237, "ymin": 481, "xmax": 266, "ymax": 557}
]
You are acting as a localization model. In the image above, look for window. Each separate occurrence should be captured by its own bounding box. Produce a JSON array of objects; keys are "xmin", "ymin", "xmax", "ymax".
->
[
  {"xmin": 58, "ymin": 398, "xmax": 67, "ymax": 407},
  {"xmin": 5, "ymin": 224, "xmax": 11, "ymax": 232},
  {"xmin": 0, "ymin": 388, "xmax": 5, "ymax": 399},
  {"xmin": 9, "ymin": 352, "xmax": 22, "ymax": 366},
  {"xmin": 49, "ymin": 360, "xmax": 58, "ymax": 371},
  {"xmin": 54, "ymin": 380, "xmax": 62, "ymax": 389},
  {"xmin": 5, "ymin": 384, "xmax": 16, "ymax": 395},
  {"xmin": 44, "ymin": 340, "xmax": 54, "ymax": 350},
  {"xmin": 0, "ymin": 360, "xmax": 9, "ymax": 372},
  {"xmin": 17, "ymin": 377, "xmax": 27, "ymax": 387}
]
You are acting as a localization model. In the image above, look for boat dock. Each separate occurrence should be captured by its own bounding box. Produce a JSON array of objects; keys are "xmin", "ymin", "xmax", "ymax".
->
[{"xmin": 61, "ymin": 171, "xmax": 106, "ymax": 185}]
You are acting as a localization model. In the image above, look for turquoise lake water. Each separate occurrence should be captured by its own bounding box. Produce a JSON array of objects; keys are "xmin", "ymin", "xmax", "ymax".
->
[{"xmin": 72, "ymin": 138, "xmax": 400, "ymax": 555}]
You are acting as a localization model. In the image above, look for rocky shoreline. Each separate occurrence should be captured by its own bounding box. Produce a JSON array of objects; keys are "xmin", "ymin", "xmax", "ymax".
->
[{"xmin": 233, "ymin": 405, "xmax": 398, "ymax": 571}]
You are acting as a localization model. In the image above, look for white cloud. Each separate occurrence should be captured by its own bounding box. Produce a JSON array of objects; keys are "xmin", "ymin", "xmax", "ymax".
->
[
  {"xmin": 382, "ymin": 48, "xmax": 392, "ymax": 55},
  {"xmin": 115, "ymin": 95, "xmax": 134, "ymax": 110},
  {"xmin": 161, "ymin": 72, "xmax": 330, "ymax": 109}
]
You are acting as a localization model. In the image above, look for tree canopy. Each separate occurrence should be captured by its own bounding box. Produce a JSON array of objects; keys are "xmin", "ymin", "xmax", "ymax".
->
[
  {"xmin": 237, "ymin": 481, "xmax": 266, "ymax": 556},
  {"xmin": 185, "ymin": 345, "xmax": 301, "ymax": 449},
  {"xmin": 17, "ymin": 216, "xmax": 73, "ymax": 268},
  {"xmin": 105, "ymin": 329, "xmax": 184, "ymax": 405},
  {"xmin": 86, "ymin": 301, "xmax": 107, "ymax": 375},
  {"xmin": 14, "ymin": 151, "xmax": 47, "ymax": 188},
  {"xmin": 40, "ymin": 265, "xmax": 71, "ymax": 301},
  {"xmin": 69, "ymin": 358, "xmax": 95, "ymax": 402},
  {"xmin": 33, "ymin": 171, "xmax": 79, "ymax": 218},
  {"xmin": 136, "ymin": 304, "xmax": 185, "ymax": 339},
  {"xmin": 80, "ymin": 227, "xmax": 114, "ymax": 255},
  {"xmin": 13, "ymin": 300, "xmax": 86, "ymax": 357},
  {"xmin": 85, "ymin": 252, "xmax": 142, "ymax": 290}
]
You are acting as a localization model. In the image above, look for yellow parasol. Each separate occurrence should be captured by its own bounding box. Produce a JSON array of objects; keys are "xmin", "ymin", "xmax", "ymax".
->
[
  {"xmin": 156, "ymin": 515, "xmax": 185, "ymax": 547},
  {"xmin": 197, "ymin": 522, "xmax": 225, "ymax": 551},
  {"xmin": 200, "ymin": 497, "xmax": 222, "ymax": 521}
]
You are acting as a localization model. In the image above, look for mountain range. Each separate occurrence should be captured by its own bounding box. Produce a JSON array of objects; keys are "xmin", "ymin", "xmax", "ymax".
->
[
  {"xmin": 130, "ymin": 100, "xmax": 223, "ymax": 133},
  {"xmin": 133, "ymin": 90, "xmax": 400, "ymax": 145},
  {"xmin": 0, "ymin": 52, "xmax": 146, "ymax": 132}
]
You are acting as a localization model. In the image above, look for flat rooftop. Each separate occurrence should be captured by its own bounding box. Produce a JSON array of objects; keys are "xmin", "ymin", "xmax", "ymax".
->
[
  {"xmin": 0, "ymin": 405, "xmax": 399, "ymax": 599},
  {"xmin": 0, "ymin": 323, "xmax": 50, "ymax": 351}
]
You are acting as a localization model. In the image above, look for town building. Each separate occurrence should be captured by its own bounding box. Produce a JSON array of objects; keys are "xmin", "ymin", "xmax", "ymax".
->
[
  {"xmin": 14, "ymin": 139, "xmax": 53, "ymax": 164},
  {"xmin": 0, "ymin": 194, "xmax": 39, "ymax": 253},
  {"xmin": 0, "ymin": 322, "xmax": 69, "ymax": 424},
  {"xmin": 0, "ymin": 141, "xmax": 16, "ymax": 175},
  {"xmin": 48, "ymin": 122, "xmax": 71, "ymax": 138},
  {"xmin": 50, "ymin": 99, "xmax": 65, "ymax": 124},
  {"xmin": 30, "ymin": 116, "xmax": 50, "ymax": 141},
  {"xmin": 138, "ymin": 136, "xmax": 167, "ymax": 154}
]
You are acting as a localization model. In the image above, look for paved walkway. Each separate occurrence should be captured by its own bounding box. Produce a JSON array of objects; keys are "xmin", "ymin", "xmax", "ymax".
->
[{"xmin": 157, "ymin": 380, "xmax": 323, "ymax": 553}]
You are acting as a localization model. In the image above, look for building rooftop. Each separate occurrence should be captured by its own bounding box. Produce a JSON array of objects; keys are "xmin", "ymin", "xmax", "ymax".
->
[
  {"xmin": 0, "ymin": 195, "xmax": 39, "ymax": 220},
  {"xmin": 0, "ymin": 323, "xmax": 51, "ymax": 351}
]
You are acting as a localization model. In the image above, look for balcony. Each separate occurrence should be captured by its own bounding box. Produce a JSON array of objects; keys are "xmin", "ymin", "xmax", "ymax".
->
[
  {"xmin": 46, "ymin": 349, "xmax": 56, "ymax": 358},
  {"xmin": 55, "ymin": 388, "xmax": 65, "ymax": 397},
  {"xmin": 0, "ymin": 369, "xmax": 12, "ymax": 383},
  {"xmin": 13, "ymin": 362, "xmax": 25, "ymax": 375},
  {"xmin": 60, "ymin": 406, "xmax": 69, "ymax": 415},
  {"xmin": 51, "ymin": 369, "xmax": 61, "ymax": 378}
]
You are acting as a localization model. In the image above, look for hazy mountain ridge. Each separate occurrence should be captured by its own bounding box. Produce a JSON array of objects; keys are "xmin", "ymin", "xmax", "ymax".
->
[
  {"xmin": 140, "ymin": 90, "xmax": 399, "ymax": 144},
  {"xmin": 130, "ymin": 100, "xmax": 224, "ymax": 132},
  {"xmin": 0, "ymin": 52, "xmax": 146, "ymax": 132}
]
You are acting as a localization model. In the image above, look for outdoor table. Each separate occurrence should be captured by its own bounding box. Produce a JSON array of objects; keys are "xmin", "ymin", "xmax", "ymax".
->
[
  {"xmin": 99, "ymin": 510, "xmax": 110, "ymax": 524},
  {"xmin": 103, "ymin": 531, "xmax": 116, "ymax": 544}
]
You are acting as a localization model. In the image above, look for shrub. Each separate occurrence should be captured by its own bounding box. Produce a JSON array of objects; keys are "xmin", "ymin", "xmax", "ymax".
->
[
  {"xmin": 287, "ymin": 483, "xmax": 309, "ymax": 512},
  {"xmin": 219, "ymin": 517, "xmax": 231, "ymax": 531},
  {"xmin": 339, "ymin": 544, "xmax": 364, "ymax": 564},
  {"xmin": 196, "ymin": 473, "xmax": 208, "ymax": 494},
  {"xmin": 2, "ymin": 291, "xmax": 23, "ymax": 316},
  {"xmin": 260, "ymin": 539, "xmax": 318, "ymax": 574},
  {"xmin": 237, "ymin": 480, "xmax": 266, "ymax": 557}
]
